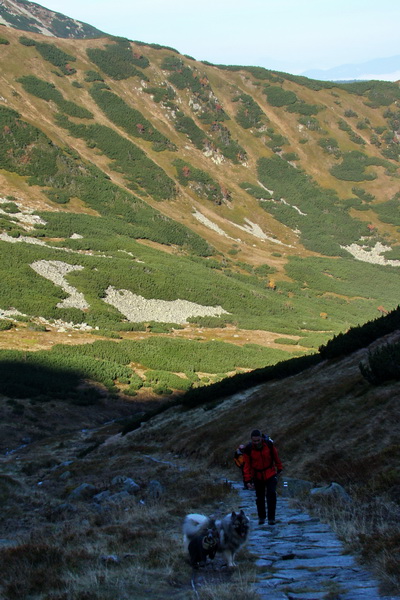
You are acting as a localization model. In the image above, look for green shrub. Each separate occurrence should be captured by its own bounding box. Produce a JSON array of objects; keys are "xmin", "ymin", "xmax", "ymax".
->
[
  {"xmin": 360, "ymin": 342, "xmax": 400, "ymax": 384},
  {"xmin": 19, "ymin": 36, "xmax": 37, "ymax": 46},
  {"xmin": 114, "ymin": 337, "xmax": 290, "ymax": 373},
  {"xmin": 257, "ymin": 155, "xmax": 368, "ymax": 255},
  {"xmin": 264, "ymin": 85, "xmax": 297, "ymax": 107},
  {"xmin": 19, "ymin": 38, "xmax": 76, "ymax": 75},
  {"xmin": 1, "ymin": 202, "xmax": 19, "ymax": 213},
  {"xmin": 145, "ymin": 370, "xmax": 192, "ymax": 391},
  {"xmin": 373, "ymin": 193, "xmax": 400, "ymax": 227},
  {"xmin": 84, "ymin": 70, "xmax": 104, "ymax": 82},
  {"xmin": 266, "ymin": 130, "xmax": 288, "ymax": 151},
  {"xmin": 239, "ymin": 182, "xmax": 272, "ymax": 200},
  {"xmin": 89, "ymin": 85, "xmax": 176, "ymax": 151},
  {"xmin": 356, "ymin": 119, "xmax": 370, "ymax": 130},
  {"xmin": 143, "ymin": 85, "xmax": 176, "ymax": 104},
  {"xmin": 126, "ymin": 372, "xmax": 144, "ymax": 392},
  {"xmin": 17, "ymin": 75, "xmax": 93, "ymax": 118},
  {"xmin": 115, "ymin": 322, "xmax": 146, "ymax": 332},
  {"xmin": 351, "ymin": 187, "xmax": 375, "ymax": 202},
  {"xmin": 298, "ymin": 116, "xmax": 320, "ymax": 131},
  {"xmin": 173, "ymin": 159, "xmax": 225, "ymax": 203},
  {"xmin": 285, "ymin": 101, "xmax": 320, "ymax": 115},
  {"xmin": 174, "ymin": 111, "xmax": 206, "ymax": 149},
  {"xmin": 235, "ymin": 93, "xmax": 265, "ymax": 129},
  {"xmin": 153, "ymin": 384, "xmax": 173, "ymax": 395},
  {"xmin": 0, "ymin": 36, "xmax": 10, "ymax": 45},
  {"xmin": 0, "ymin": 320, "xmax": 13, "ymax": 331},
  {"xmin": 330, "ymin": 151, "xmax": 389, "ymax": 182},
  {"xmin": 318, "ymin": 137, "xmax": 341, "ymax": 158},
  {"xmin": 87, "ymin": 39, "xmax": 148, "ymax": 80},
  {"xmin": 254, "ymin": 264, "xmax": 277, "ymax": 276},
  {"xmin": 187, "ymin": 315, "xmax": 228, "ymax": 328},
  {"xmin": 282, "ymin": 152, "xmax": 299, "ymax": 162},
  {"xmin": 342, "ymin": 80, "xmax": 400, "ymax": 107},
  {"xmin": 344, "ymin": 109, "xmax": 358, "ymax": 118},
  {"xmin": 274, "ymin": 337, "xmax": 298, "ymax": 345},
  {"xmin": 0, "ymin": 105, "xmax": 211, "ymax": 257},
  {"xmin": 147, "ymin": 322, "xmax": 182, "ymax": 333},
  {"xmin": 55, "ymin": 115, "xmax": 176, "ymax": 200},
  {"xmin": 210, "ymin": 123, "xmax": 247, "ymax": 163},
  {"xmin": 320, "ymin": 306, "xmax": 400, "ymax": 359}
]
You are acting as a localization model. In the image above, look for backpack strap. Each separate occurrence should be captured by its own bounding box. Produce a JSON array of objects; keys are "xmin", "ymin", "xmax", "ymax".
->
[
  {"xmin": 243, "ymin": 442, "xmax": 252, "ymax": 456},
  {"xmin": 244, "ymin": 437, "xmax": 275, "ymax": 469}
]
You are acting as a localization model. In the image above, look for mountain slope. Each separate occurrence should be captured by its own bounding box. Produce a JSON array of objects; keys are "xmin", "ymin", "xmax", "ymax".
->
[
  {"xmin": 0, "ymin": 0, "xmax": 104, "ymax": 38},
  {"xmin": 0, "ymin": 7, "xmax": 400, "ymax": 399}
]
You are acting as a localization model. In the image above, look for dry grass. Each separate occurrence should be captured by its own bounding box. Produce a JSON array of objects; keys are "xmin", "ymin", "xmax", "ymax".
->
[
  {"xmin": 298, "ymin": 491, "xmax": 400, "ymax": 594},
  {"xmin": 0, "ymin": 442, "xmax": 249, "ymax": 600},
  {"xmin": 194, "ymin": 569, "xmax": 260, "ymax": 600}
]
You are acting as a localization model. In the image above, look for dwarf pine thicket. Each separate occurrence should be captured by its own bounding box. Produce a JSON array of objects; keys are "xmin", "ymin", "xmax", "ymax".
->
[{"xmin": 0, "ymin": 32, "xmax": 399, "ymax": 403}]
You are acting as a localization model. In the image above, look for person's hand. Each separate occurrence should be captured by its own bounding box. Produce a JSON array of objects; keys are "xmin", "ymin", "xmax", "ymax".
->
[{"xmin": 246, "ymin": 482, "xmax": 254, "ymax": 490}]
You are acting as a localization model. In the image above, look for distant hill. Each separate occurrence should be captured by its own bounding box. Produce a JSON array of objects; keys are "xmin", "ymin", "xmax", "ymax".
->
[{"xmin": 302, "ymin": 54, "xmax": 400, "ymax": 82}]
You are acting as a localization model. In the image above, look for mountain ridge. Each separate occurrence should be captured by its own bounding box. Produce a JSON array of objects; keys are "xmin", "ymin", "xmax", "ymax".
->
[
  {"xmin": 0, "ymin": 6, "xmax": 400, "ymax": 400},
  {"xmin": 0, "ymin": 0, "xmax": 104, "ymax": 38}
]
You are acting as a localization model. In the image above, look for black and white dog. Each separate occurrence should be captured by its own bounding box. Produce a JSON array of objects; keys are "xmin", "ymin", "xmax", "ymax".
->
[
  {"xmin": 183, "ymin": 509, "xmax": 250, "ymax": 567},
  {"xmin": 185, "ymin": 519, "xmax": 219, "ymax": 568}
]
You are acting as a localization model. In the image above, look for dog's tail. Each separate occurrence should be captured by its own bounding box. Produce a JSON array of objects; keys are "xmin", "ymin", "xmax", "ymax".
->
[{"xmin": 182, "ymin": 513, "xmax": 210, "ymax": 549}]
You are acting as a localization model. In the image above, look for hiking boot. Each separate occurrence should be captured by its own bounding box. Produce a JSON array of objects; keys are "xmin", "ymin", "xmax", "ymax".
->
[
  {"xmin": 258, "ymin": 519, "xmax": 265, "ymax": 525},
  {"xmin": 268, "ymin": 519, "xmax": 276, "ymax": 525}
]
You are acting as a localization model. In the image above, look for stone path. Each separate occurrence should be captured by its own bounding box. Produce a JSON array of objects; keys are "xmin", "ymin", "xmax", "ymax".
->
[{"xmin": 233, "ymin": 483, "xmax": 399, "ymax": 600}]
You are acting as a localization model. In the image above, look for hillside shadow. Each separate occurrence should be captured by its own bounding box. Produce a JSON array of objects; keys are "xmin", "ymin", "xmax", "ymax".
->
[{"xmin": 0, "ymin": 360, "xmax": 95, "ymax": 401}]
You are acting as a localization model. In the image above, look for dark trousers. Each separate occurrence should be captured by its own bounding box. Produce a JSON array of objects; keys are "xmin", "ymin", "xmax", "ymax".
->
[{"xmin": 254, "ymin": 475, "xmax": 278, "ymax": 521}]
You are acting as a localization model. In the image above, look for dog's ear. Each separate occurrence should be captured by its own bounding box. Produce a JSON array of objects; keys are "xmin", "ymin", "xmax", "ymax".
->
[
  {"xmin": 231, "ymin": 511, "xmax": 236, "ymax": 518},
  {"xmin": 239, "ymin": 509, "xmax": 245, "ymax": 516}
]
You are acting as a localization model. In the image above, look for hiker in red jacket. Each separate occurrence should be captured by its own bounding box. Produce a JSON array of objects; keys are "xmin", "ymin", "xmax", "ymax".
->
[{"xmin": 243, "ymin": 429, "xmax": 283, "ymax": 525}]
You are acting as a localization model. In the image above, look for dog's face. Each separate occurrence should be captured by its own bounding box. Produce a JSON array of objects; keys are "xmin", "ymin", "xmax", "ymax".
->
[
  {"xmin": 203, "ymin": 527, "xmax": 218, "ymax": 548},
  {"xmin": 231, "ymin": 510, "xmax": 250, "ymax": 539}
]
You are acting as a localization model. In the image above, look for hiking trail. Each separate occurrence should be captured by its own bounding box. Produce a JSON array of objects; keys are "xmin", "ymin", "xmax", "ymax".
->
[{"xmin": 234, "ymin": 482, "xmax": 399, "ymax": 600}]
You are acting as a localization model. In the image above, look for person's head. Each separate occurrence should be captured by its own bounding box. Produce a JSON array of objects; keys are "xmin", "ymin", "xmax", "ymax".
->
[{"xmin": 251, "ymin": 429, "xmax": 263, "ymax": 449}]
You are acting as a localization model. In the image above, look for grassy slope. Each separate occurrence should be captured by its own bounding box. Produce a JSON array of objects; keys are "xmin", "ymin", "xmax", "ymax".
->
[{"xmin": 0, "ymin": 26, "xmax": 399, "ymax": 395}]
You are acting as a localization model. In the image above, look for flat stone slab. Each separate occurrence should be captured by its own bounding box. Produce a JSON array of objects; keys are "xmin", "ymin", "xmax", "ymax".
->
[{"xmin": 273, "ymin": 553, "xmax": 357, "ymax": 569}]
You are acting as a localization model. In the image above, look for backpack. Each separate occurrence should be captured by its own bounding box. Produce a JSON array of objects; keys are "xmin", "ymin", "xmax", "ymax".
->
[{"xmin": 233, "ymin": 447, "xmax": 245, "ymax": 469}]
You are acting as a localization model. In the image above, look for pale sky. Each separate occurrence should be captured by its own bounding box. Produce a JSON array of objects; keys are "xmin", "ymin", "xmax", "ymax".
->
[{"xmin": 40, "ymin": 0, "xmax": 400, "ymax": 76}]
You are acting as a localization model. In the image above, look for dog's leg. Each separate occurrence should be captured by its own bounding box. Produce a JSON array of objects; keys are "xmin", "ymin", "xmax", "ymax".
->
[{"xmin": 224, "ymin": 550, "xmax": 236, "ymax": 568}]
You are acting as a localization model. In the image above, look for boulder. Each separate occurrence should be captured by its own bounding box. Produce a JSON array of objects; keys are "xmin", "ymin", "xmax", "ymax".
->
[
  {"xmin": 92, "ymin": 490, "xmax": 111, "ymax": 503},
  {"xmin": 310, "ymin": 482, "xmax": 351, "ymax": 503},
  {"xmin": 68, "ymin": 482, "xmax": 97, "ymax": 501},
  {"xmin": 146, "ymin": 479, "xmax": 164, "ymax": 501},
  {"xmin": 111, "ymin": 475, "xmax": 140, "ymax": 495}
]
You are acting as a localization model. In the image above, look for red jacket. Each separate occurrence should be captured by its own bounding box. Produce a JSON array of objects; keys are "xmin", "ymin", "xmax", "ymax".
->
[{"xmin": 243, "ymin": 439, "xmax": 283, "ymax": 483}]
